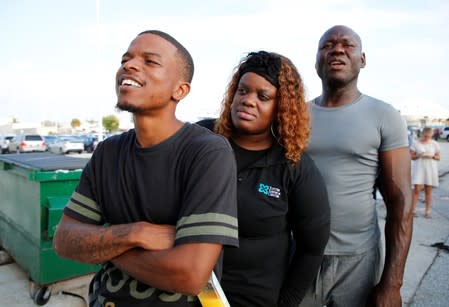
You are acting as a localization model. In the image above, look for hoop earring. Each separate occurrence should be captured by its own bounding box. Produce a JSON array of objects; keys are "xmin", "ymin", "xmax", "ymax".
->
[
  {"xmin": 271, "ymin": 124, "xmax": 282, "ymax": 145},
  {"xmin": 270, "ymin": 124, "xmax": 277, "ymax": 138}
]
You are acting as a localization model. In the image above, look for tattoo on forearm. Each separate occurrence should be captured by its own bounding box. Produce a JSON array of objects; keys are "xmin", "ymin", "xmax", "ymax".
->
[
  {"xmin": 112, "ymin": 225, "xmax": 132, "ymax": 239},
  {"xmin": 61, "ymin": 225, "xmax": 133, "ymax": 261}
]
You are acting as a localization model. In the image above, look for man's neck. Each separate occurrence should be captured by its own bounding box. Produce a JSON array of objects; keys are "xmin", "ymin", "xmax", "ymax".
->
[
  {"xmin": 318, "ymin": 81, "xmax": 361, "ymax": 108},
  {"xmin": 133, "ymin": 114, "xmax": 184, "ymax": 148}
]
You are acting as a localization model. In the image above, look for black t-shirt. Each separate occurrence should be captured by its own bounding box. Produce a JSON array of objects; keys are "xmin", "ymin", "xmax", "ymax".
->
[
  {"xmin": 230, "ymin": 139, "xmax": 269, "ymax": 173},
  {"xmin": 64, "ymin": 123, "xmax": 239, "ymax": 307},
  {"xmin": 197, "ymin": 119, "xmax": 330, "ymax": 307},
  {"xmin": 222, "ymin": 141, "xmax": 289, "ymax": 307},
  {"xmin": 224, "ymin": 143, "xmax": 330, "ymax": 307}
]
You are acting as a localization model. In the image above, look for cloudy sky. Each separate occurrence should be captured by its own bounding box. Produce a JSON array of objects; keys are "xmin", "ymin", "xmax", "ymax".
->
[{"xmin": 1, "ymin": 0, "xmax": 448, "ymax": 125}]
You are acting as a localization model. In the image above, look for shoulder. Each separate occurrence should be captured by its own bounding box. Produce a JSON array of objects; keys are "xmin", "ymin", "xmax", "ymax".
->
[
  {"xmin": 97, "ymin": 130, "xmax": 133, "ymax": 150},
  {"xmin": 188, "ymin": 123, "xmax": 229, "ymax": 146},
  {"xmin": 306, "ymin": 98, "xmax": 319, "ymax": 113},
  {"xmin": 289, "ymin": 152, "xmax": 321, "ymax": 180},
  {"xmin": 362, "ymin": 96, "xmax": 408, "ymax": 137},
  {"xmin": 306, "ymin": 98, "xmax": 316, "ymax": 106},
  {"xmin": 296, "ymin": 151, "xmax": 315, "ymax": 167},
  {"xmin": 181, "ymin": 123, "xmax": 233, "ymax": 160},
  {"xmin": 195, "ymin": 118, "xmax": 216, "ymax": 131},
  {"xmin": 360, "ymin": 95, "xmax": 401, "ymax": 115},
  {"xmin": 92, "ymin": 130, "xmax": 134, "ymax": 161}
]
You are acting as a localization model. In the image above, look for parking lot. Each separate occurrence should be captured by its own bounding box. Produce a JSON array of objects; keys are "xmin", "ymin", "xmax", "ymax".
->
[{"xmin": 1, "ymin": 142, "xmax": 449, "ymax": 306}]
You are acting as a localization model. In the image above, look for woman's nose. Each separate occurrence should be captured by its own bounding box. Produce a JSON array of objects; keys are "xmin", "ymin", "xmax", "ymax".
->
[{"xmin": 241, "ymin": 94, "xmax": 257, "ymax": 107}]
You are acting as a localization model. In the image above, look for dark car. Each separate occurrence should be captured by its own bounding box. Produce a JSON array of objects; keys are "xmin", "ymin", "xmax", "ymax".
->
[{"xmin": 75, "ymin": 135, "xmax": 97, "ymax": 153}]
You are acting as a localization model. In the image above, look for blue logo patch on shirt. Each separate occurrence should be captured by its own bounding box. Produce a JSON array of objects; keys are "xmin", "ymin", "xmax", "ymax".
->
[{"xmin": 258, "ymin": 183, "xmax": 281, "ymax": 199}]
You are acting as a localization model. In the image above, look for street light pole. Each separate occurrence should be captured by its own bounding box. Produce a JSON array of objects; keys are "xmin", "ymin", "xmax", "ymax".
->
[{"xmin": 96, "ymin": 0, "xmax": 104, "ymax": 142}]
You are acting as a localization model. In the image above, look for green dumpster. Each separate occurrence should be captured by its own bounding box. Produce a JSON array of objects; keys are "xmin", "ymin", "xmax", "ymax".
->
[{"xmin": 0, "ymin": 153, "xmax": 99, "ymax": 303}]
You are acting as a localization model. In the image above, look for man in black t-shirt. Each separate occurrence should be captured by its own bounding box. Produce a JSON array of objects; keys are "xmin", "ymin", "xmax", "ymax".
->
[{"xmin": 53, "ymin": 30, "xmax": 238, "ymax": 307}]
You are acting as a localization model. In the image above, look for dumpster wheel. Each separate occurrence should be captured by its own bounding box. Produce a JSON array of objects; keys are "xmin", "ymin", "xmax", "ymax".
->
[{"xmin": 32, "ymin": 287, "xmax": 51, "ymax": 306}]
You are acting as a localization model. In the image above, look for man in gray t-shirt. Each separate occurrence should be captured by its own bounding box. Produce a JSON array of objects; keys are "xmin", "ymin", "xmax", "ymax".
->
[{"xmin": 300, "ymin": 25, "xmax": 413, "ymax": 307}]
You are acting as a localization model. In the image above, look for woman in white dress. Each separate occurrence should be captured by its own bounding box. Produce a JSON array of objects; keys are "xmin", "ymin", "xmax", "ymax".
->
[{"xmin": 410, "ymin": 127, "xmax": 441, "ymax": 218}]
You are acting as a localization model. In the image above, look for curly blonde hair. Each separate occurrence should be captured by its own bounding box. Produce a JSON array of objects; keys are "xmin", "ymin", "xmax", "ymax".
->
[{"xmin": 215, "ymin": 52, "xmax": 310, "ymax": 164}]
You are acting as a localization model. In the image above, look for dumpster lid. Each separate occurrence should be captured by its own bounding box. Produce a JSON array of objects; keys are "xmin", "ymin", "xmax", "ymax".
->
[{"xmin": 0, "ymin": 153, "xmax": 89, "ymax": 171}]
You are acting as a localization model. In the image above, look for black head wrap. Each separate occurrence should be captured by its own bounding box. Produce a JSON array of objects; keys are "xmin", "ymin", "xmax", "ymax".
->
[{"xmin": 237, "ymin": 51, "xmax": 282, "ymax": 88}]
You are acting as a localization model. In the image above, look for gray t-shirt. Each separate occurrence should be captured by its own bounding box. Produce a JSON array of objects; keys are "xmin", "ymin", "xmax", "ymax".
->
[{"xmin": 306, "ymin": 94, "xmax": 408, "ymax": 255}]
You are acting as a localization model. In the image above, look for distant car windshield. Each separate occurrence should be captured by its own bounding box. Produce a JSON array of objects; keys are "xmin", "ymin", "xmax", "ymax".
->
[
  {"xmin": 44, "ymin": 136, "xmax": 57, "ymax": 140},
  {"xmin": 62, "ymin": 137, "xmax": 82, "ymax": 142},
  {"xmin": 25, "ymin": 135, "xmax": 43, "ymax": 141}
]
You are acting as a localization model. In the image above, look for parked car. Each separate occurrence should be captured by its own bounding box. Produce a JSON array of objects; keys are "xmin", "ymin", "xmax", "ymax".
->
[
  {"xmin": 48, "ymin": 136, "xmax": 84, "ymax": 154},
  {"xmin": 432, "ymin": 128, "xmax": 441, "ymax": 140},
  {"xmin": 8, "ymin": 134, "xmax": 47, "ymax": 153},
  {"xmin": 439, "ymin": 126, "xmax": 449, "ymax": 141},
  {"xmin": 74, "ymin": 135, "xmax": 97, "ymax": 153},
  {"xmin": 1, "ymin": 135, "xmax": 15, "ymax": 153},
  {"xmin": 43, "ymin": 135, "xmax": 59, "ymax": 151}
]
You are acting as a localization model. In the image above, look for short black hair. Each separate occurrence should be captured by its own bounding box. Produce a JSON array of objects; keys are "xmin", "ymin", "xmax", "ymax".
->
[
  {"xmin": 139, "ymin": 30, "xmax": 194, "ymax": 83},
  {"xmin": 237, "ymin": 51, "xmax": 282, "ymax": 88}
]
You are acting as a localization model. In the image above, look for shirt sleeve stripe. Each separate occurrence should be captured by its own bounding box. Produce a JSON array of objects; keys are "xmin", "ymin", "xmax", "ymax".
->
[
  {"xmin": 71, "ymin": 191, "xmax": 99, "ymax": 212},
  {"xmin": 70, "ymin": 198, "xmax": 102, "ymax": 216},
  {"xmin": 175, "ymin": 225, "xmax": 238, "ymax": 240},
  {"xmin": 177, "ymin": 213, "xmax": 238, "ymax": 229},
  {"xmin": 66, "ymin": 201, "xmax": 102, "ymax": 222}
]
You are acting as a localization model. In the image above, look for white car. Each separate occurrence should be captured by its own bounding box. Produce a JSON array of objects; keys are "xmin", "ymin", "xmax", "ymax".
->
[
  {"xmin": 48, "ymin": 136, "xmax": 84, "ymax": 154},
  {"xmin": 8, "ymin": 134, "xmax": 47, "ymax": 153},
  {"xmin": 439, "ymin": 127, "xmax": 449, "ymax": 141},
  {"xmin": 1, "ymin": 135, "xmax": 15, "ymax": 153}
]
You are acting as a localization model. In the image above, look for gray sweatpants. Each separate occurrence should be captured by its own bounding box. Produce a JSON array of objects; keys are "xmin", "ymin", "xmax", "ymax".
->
[{"xmin": 298, "ymin": 245, "xmax": 382, "ymax": 307}]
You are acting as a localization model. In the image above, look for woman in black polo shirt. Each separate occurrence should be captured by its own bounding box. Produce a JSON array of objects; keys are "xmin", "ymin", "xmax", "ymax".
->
[{"xmin": 198, "ymin": 51, "xmax": 330, "ymax": 307}]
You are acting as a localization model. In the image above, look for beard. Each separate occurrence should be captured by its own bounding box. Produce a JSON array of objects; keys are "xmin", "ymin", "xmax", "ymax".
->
[
  {"xmin": 324, "ymin": 73, "xmax": 358, "ymax": 90},
  {"xmin": 325, "ymin": 76, "xmax": 347, "ymax": 88},
  {"xmin": 116, "ymin": 101, "xmax": 146, "ymax": 114}
]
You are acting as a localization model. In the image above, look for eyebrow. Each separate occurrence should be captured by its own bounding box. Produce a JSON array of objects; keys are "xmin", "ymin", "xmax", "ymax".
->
[
  {"xmin": 121, "ymin": 51, "xmax": 162, "ymax": 58},
  {"xmin": 142, "ymin": 51, "xmax": 162, "ymax": 58},
  {"xmin": 239, "ymin": 82, "xmax": 276, "ymax": 94},
  {"xmin": 323, "ymin": 36, "xmax": 355, "ymax": 43}
]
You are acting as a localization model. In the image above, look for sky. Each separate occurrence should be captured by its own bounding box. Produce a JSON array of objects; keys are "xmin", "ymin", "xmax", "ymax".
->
[{"xmin": 1, "ymin": 0, "xmax": 449, "ymax": 126}]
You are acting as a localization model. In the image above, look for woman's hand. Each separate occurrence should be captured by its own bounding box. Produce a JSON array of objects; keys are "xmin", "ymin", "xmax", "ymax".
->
[
  {"xmin": 422, "ymin": 152, "xmax": 433, "ymax": 159},
  {"xmin": 410, "ymin": 150, "xmax": 423, "ymax": 160}
]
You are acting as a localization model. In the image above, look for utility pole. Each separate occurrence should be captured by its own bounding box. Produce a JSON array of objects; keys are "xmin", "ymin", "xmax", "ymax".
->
[{"xmin": 96, "ymin": 0, "xmax": 104, "ymax": 142}]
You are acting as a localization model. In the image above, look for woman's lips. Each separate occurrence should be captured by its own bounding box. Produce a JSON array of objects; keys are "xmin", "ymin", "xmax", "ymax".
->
[{"xmin": 236, "ymin": 111, "xmax": 256, "ymax": 120}]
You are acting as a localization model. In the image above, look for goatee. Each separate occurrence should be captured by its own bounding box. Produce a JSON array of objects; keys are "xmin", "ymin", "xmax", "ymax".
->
[{"xmin": 116, "ymin": 101, "xmax": 143, "ymax": 114}]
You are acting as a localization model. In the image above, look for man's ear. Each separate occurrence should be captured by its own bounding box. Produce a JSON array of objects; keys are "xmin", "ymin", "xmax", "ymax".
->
[
  {"xmin": 172, "ymin": 82, "xmax": 191, "ymax": 102},
  {"xmin": 361, "ymin": 52, "xmax": 366, "ymax": 68}
]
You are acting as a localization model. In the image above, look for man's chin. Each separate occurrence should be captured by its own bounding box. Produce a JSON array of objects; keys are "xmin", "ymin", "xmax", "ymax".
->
[
  {"xmin": 326, "ymin": 76, "xmax": 349, "ymax": 88},
  {"xmin": 116, "ymin": 102, "xmax": 141, "ymax": 114}
]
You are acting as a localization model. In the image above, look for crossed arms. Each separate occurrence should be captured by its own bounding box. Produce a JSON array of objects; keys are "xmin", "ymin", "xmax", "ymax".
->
[{"xmin": 53, "ymin": 215, "xmax": 222, "ymax": 296}]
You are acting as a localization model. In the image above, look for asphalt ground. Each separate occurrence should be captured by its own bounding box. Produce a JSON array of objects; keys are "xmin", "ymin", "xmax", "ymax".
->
[{"xmin": 1, "ymin": 142, "xmax": 449, "ymax": 306}]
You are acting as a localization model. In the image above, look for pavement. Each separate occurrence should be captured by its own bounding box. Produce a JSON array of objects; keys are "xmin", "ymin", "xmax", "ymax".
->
[
  {"xmin": 1, "ymin": 143, "xmax": 449, "ymax": 306},
  {"xmin": 377, "ymin": 140, "xmax": 449, "ymax": 306}
]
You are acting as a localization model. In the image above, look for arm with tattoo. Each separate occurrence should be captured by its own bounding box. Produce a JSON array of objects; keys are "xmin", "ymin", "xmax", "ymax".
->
[{"xmin": 53, "ymin": 214, "xmax": 175, "ymax": 264}]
